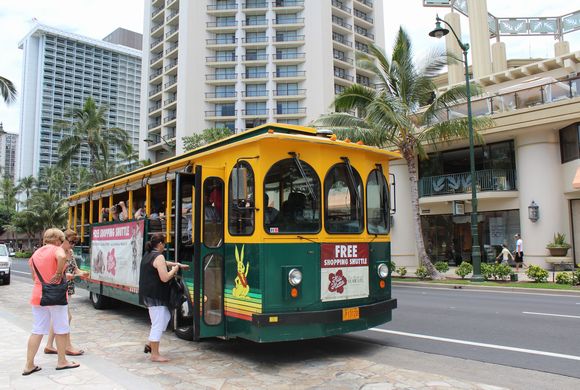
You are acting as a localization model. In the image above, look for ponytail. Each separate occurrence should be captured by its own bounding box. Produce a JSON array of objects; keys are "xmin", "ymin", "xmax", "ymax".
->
[{"xmin": 145, "ymin": 233, "xmax": 165, "ymax": 252}]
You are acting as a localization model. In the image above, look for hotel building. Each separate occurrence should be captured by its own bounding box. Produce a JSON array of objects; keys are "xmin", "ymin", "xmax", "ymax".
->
[
  {"xmin": 17, "ymin": 23, "xmax": 142, "ymax": 183},
  {"xmin": 139, "ymin": 0, "xmax": 384, "ymax": 162}
]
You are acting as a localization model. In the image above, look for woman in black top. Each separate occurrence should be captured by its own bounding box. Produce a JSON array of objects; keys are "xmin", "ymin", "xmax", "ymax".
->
[{"xmin": 139, "ymin": 233, "xmax": 188, "ymax": 362}]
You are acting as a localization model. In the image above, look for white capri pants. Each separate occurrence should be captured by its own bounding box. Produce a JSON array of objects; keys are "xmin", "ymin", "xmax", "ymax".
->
[
  {"xmin": 148, "ymin": 306, "xmax": 171, "ymax": 342},
  {"xmin": 31, "ymin": 305, "xmax": 70, "ymax": 335}
]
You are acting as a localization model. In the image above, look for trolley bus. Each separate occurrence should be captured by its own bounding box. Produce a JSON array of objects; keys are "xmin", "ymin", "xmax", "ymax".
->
[{"xmin": 68, "ymin": 123, "xmax": 398, "ymax": 342}]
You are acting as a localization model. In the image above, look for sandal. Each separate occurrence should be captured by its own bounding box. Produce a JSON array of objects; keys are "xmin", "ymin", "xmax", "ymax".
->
[
  {"xmin": 66, "ymin": 349, "xmax": 84, "ymax": 356},
  {"xmin": 144, "ymin": 344, "xmax": 151, "ymax": 354},
  {"xmin": 43, "ymin": 347, "xmax": 57, "ymax": 355}
]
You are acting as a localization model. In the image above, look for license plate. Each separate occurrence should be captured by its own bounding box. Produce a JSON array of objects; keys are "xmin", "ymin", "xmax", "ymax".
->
[{"xmin": 342, "ymin": 307, "xmax": 359, "ymax": 321}]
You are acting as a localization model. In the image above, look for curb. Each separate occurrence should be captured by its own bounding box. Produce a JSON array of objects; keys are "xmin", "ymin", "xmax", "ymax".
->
[{"xmin": 392, "ymin": 280, "xmax": 580, "ymax": 295}]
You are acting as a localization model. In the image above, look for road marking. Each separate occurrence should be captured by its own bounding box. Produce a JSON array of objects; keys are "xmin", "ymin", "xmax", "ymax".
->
[
  {"xmin": 11, "ymin": 270, "xmax": 30, "ymax": 276},
  {"xmin": 523, "ymin": 311, "xmax": 580, "ymax": 320},
  {"xmin": 395, "ymin": 284, "xmax": 580, "ymax": 298},
  {"xmin": 370, "ymin": 328, "xmax": 580, "ymax": 361}
]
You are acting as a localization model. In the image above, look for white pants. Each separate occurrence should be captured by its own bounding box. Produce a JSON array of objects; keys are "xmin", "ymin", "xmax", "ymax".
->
[
  {"xmin": 148, "ymin": 306, "xmax": 171, "ymax": 342},
  {"xmin": 31, "ymin": 305, "xmax": 70, "ymax": 335}
]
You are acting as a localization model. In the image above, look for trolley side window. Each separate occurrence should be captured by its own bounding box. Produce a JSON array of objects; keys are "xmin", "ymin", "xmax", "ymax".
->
[
  {"xmin": 324, "ymin": 162, "xmax": 363, "ymax": 234},
  {"xmin": 264, "ymin": 158, "xmax": 321, "ymax": 234},
  {"xmin": 228, "ymin": 161, "xmax": 255, "ymax": 235},
  {"xmin": 366, "ymin": 169, "xmax": 390, "ymax": 235},
  {"xmin": 204, "ymin": 177, "xmax": 224, "ymax": 247}
]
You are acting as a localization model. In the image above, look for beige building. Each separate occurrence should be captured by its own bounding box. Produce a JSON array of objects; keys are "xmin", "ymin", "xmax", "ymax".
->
[
  {"xmin": 139, "ymin": 0, "xmax": 385, "ymax": 162},
  {"xmin": 393, "ymin": 1, "xmax": 580, "ymax": 269}
]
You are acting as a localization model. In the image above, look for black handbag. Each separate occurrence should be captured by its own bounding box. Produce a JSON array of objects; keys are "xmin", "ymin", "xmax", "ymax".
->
[
  {"xmin": 31, "ymin": 258, "xmax": 68, "ymax": 306},
  {"xmin": 168, "ymin": 277, "xmax": 186, "ymax": 309}
]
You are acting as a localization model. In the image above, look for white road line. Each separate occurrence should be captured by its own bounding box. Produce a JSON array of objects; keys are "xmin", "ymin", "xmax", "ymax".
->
[
  {"xmin": 370, "ymin": 328, "xmax": 580, "ymax": 361},
  {"xmin": 523, "ymin": 311, "xmax": 580, "ymax": 320},
  {"xmin": 395, "ymin": 284, "xmax": 580, "ymax": 298},
  {"xmin": 11, "ymin": 270, "xmax": 30, "ymax": 276}
]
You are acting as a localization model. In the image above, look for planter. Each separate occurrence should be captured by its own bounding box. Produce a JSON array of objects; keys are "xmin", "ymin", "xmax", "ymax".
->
[
  {"xmin": 547, "ymin": 247, "xmax": 570, "ymax": 257},
  {"xmin": 510, "ymin": 273, "xmax": 518, "ymax": 282}
]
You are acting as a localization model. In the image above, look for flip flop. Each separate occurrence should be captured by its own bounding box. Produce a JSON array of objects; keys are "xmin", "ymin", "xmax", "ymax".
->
[
  {"xmin": 55, "ymin": 362, "xmax": 80, "ymax": 371},
  {"xmin": 43, "ymin": 348, "xmax": 57, "ymax": 355},
  {"xmin": 22, "ymin": 366, "xmax": 42, "ymax": 376},
  {"xmin": 66, "ymin": 349, "xmax": 84, "ymax": 356}
]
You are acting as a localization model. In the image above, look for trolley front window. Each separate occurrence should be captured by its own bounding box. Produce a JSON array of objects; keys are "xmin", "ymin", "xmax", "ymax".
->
[
  {"xmin": 264, "ymin": 158, "xmax": 320, "ymax": 234},
  {"xmin": 324, "ymin": 162, "xmax": 363, "ymax": 233},
  {"xmin": 367, "ymin": 169, "xmax": 390, "ymax": 235},
  {"xmin": 228, "ymin": 161, "xmax": 255, "ymax": 235}
]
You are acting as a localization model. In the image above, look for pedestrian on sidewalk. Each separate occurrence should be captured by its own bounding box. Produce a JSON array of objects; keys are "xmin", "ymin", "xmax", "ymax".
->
[
  {"xmin": 139, "ymin": 233, "xmax": 189, "ymax": 362},
  {"xmin": 513, "ymin": 233, "xmax": 527, "ymax": 272},
  {"xmin": 43, "ymin": 229, "xmax": 89, "ymax": 356},
  {"xmin": 496, "ymin": 244, "xmax": 514, "ymax": 265},
  {"xmin": 23, "ymin": 228, "xmax": 80, "ymax": 376}
]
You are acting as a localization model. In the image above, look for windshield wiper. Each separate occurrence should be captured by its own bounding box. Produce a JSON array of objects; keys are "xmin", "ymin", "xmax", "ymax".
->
[
  {"xmin": 289, "ymin": 152, "xmax": 317, "ymax": 203},
  {"xmin": 375, "ymin": 163, "xmax": 390, "ymax": 227},
  {"xmin": 341, "ymin": 157, "xmax": 361, "ymax": 213}
]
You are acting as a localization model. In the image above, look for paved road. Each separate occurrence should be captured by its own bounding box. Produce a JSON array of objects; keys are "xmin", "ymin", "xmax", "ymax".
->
[{"xmin": 351, "ymin": 285, "xmax": 580, "ymax": 379}]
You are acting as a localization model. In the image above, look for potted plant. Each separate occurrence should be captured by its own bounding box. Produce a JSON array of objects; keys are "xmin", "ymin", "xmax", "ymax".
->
[{"xmin": 546, "ymin": 232, "xmax": 571, "ymax": 257}]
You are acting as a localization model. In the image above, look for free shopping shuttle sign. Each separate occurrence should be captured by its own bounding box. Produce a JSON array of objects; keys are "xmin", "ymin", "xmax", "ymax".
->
[{"xmin": 320, "ymin": 243, "xmax": 369, "ymax": 302}]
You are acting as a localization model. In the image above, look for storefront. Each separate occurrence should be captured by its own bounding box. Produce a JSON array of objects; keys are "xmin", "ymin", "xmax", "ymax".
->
[{"xmin": 421, "ymin": 209, "xmax": 520, "ymax": 265}]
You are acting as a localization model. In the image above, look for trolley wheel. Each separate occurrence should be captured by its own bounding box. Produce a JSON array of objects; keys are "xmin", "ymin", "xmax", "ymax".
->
[
  {"xmin": 174, "ymin": 324, "xmax": 194, "ymax": 341},
  {"xmin": 3, "ymin": 275, "xmax": 9, "ymax": 285},
  {"xmin": 89, "ymin": 292, "xmax": 110, "ymax": 309}
]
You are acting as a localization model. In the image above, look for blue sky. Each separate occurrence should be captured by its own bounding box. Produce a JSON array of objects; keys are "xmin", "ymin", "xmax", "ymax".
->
[{"xmin": 0, "ymin": 0, "xmax": 578, "ymax": 135}]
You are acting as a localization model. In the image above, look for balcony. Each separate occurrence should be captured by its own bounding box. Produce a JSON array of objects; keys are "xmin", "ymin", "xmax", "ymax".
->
[
  {"xmin": 164, "ymin": 77, "xmax": 178, "ymax": 91},
  {"xmin": 164, "ymin": 59, "xmax": 178, "ymax": 73},
  {"xmin": 206, "ymin": 55, "xmax": 238, "ymax": 65},
  {"xmin": 165, "ymin": 42, "xmax": 179, "ymax": 56},
  {"xmin": 331, "ymin": 0, "xmax": 351, "ymax": 15},
  {"xmin": 242, "ymin": 53, "xmax": 269, "ymax": 62},
  {"xmin": 205, "ymin": 110, "xmax": 237, "ymax": 119},
  {"xmin": 207, "ymin": 37, "xmax": 238, "ymax": 47},
  {"xmin": 333, "ymin": 53, "xmax": 353, "ymax": 65},
  {"xmin": 149, "ymin": 68, "xmax": 163, "ymax": 81},
  {"xmin": 242, "ymin": 19, "xmax": 268, "ymax": 29},
  {"xmin": 164, "ymin": 113, "xmax": 177, "ymax": 123},
  {"xmin": 206, "ymin": 73, "xmax": 237, "ymax": 81},
  {"xmin": 355, "ymin": 26, "xmax": 375, "ymax": 40},
  {"xmin": 148, "ymin": 121, "xmax": 162, "ymax": 130},
  {"xmin": 354, "ymin": 9, "xmax": 374, "ymax": 26},
  {"xmin": 165, "ymin": 26, "xmax": 178, "ymax": 39},
  {"xmin": 242, "ymin": 90, "xmax": 269, "ymax": 99},
  {"xmin": 334, "ymin": 72, "xmax": 354, "ymax": 82},
  {"xmin": 242, "ymin": 71, "xmax": 269, "ymax": 81},
  {"xmin": 273, "ymin": 88, "xmax": 306, "ymax": 99},
  {"xmin": 418, "ymin": 169, "xmax": 517, "ymax": 198},
  {"xmin": 150, "ymin": 37, "xmax": 163, "ymax": 49},
  {"xmin": 243, "ymin": 1, "xmax": 268, "ymax": 10},
  {"xmin": 166, "ymin": 10, "xmax": 179, "ymax": 23},
  {"xmin": 273, "ymin": 52, "xmax": 305, "ymax": 64},
  {"xmin": 164, "ymin": 96, "xmax": 177, "ymax": 106},
  {"xmin": 274, "ymin": 107, "xmax": 307, "ymax": 116},
  {"xmin": 206, "ymin": 20, "xmax": 238, "ymax": 30},
  {"xmin": 272, "ymin": 0, "xmax": 304, "ymax": 8},
  {"xmin": 207, "ymin": 3, "xmax": 238, "ymax": 11},
  {"xmin": 355, "ymin": 0, "xmax": 373, "ymax": 10},
  {"xmin": 148, "ymin": 85, "xmax": 163, "ymax": 97},
  {"xmin": 332, "ymin": 16, "xmax": 352, "ymax": 32},
  {"xmin": 241, "ymin": 108, "xmax": 269, "ymax": 116},
  {"xmin": 273, "ymin": 17, "xmax": 305, "ymax": 27},
  {"xmin": 205, "ymin": 91, "xmax": 237, "ymax": 101},
  {"xmin": 241, "ymin": 37, "xmax": 269, "ymax": 48},
  {"xmin": 333, "ymin": 35, "xmax": 353, "ymax": 48},
  {"xmin": 148, "ymin": 102, "xmax": 162, "ymax": 113}
]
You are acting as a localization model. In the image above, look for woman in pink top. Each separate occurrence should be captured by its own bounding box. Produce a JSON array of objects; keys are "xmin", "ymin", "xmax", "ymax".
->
[{"xmin": 23, "ymin": 228, "xmax": 80, "ymax": 376}]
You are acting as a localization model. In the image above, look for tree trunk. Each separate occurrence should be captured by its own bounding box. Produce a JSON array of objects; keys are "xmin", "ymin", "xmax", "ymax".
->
[{"xmin": 404, "ymin": 151, "xmax": 442, "ymax": 279}]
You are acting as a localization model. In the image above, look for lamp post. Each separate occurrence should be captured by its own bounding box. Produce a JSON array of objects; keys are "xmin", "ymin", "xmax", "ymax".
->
[{"xmin": 429, "ymin": 15, "xmax": 483, "ymax": 282}]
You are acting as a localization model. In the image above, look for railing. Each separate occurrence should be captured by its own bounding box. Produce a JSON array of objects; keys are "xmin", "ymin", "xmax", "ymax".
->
[
  {"xmin": 150, "ymin": 23, "xmax": 163, "ymax": 33},
  {"xmin": 164, "ymin": 96, "xmax": 177, "ymax": 105},
  {"xmin": 152, "ymin": 7, "xmax": 163, "ymax": 18},
  {"xmin": 243, "ymin": 72, "xmax": 269, "ymax": 79},
  {"xmin": 355, "ymin": 0, "xmax": 373, "ymax": 8},
  {"xmin": 166, "ymin": 11, "xmax": 179, "ymax": 21},
  {"xmin": 206, "ymin": 73, "xmax": 237, "ymax": 80},
  {"xmin": 333, "ymin": 35, "xmax": 353, "ymax": 47},
  {"xmin": 150, "ymin": 38, "xmax": 163, "ymax": 48},
  {"xmin": 333, "ymin": 53, "xmax": 353, "ymax": 64},
  {"xmin": 433, "ymin": 76, "xmax": 580, "ymax": 124},
  {"xmin": 207, "ymin": 37, "xmax": 237, "ymax": 45},
  {"xmin": 206, "ymin": 91, "xmax": 237, "ymax": 98},
  {"xmin": 274, "ymin": 107, "xmax": 306, "ymax": 114},
  {"xmin": 274, "ymin": 52, "xmax": 305, "ymax": 60},
  {"xmin": 205, "ymin": 110, "xmax": 237, "ymax": 117},
  {"xmin": 272, "ymin": 0, "xmax": 304, "ymax": 7},
  {"xmin": 149, "ymin": 68, "xmax": 163, "ymax": 80},
  {"xmin": 207, "ymin": 3, "xmax": 238, "ymax": 10},
  {"xmin": 354, "ymin": 9, "xmax": 373, "ymax": 23},
  {"xmin": 332, "ymin": 16, "xmax": 352, "ymax": 30},
  {"xmin": 243, "ymin": 19, "xmax": 268, "ymax": 26},
  {"xmin": 148, "ymin": 122, "xmax": 161, "ymax": 130},
  {"xmin": 241, "ymin": 36, "xmax": 269, "ymax": 43},
  {"xmin": 206, "ymin": 55, "xmax": 237, "ymax": 63},
  {"xmin": 164, "ymin": 114, "xmax": 177, "ymax": 123},
  {"xmin": 150, "ymin": 53, "xmax": 162, "ymax": 64},
  {"xmin": 332, "ymin": 0, "xmax": 351, "ymax": 13},
  {"xmin": 355, "ymin": 26, "xmax": 374, "ymax": 39},
  {"xmin": 242, "ymin": 90, "xmax": 269, "ymax": 97},
  {"xmin": 165, "ymin": 43, "xmax": 178, "ymax": 54},
  {"xmin": 274, "ymin": 17, "xmax": 305, "ymax": 25},
  {"xmin": 274, "ymin": 88, "xmax": 306, "ymax": 96},
  {"xmin": 242, "ymin": 53, "xmax": 269, "ymax": 61},
  {"xmin": 334, "ymin": 72, "xmax": 354, "ymax": 81},
  {"xmin": 165, "ymin": 59, "xmax": 178, "ymax": 71},
  {"xmin": 242, "ymin": 108, "xmax": 269, "ymax": 115},
  {"xmin": 148, "ymin": 86, "xmax": 162, "ymax": 96},
  {"xmin": 148, "ymin": 103, "xmax": 162, "ymax": 113},
  {"xmin": 244, "ymin": 1, "xmax": 268, "ymax": 8},
  {"xmin": 207, "ymin": 20, "xmax": 237, "ymax": 28},
  {"xmin": 164, "ymin": 78, "xmax": 177, "ymax": 88},
  {"xmin": 418, "ymin": 169, "xmax": 517, "ymax": 197},
  {"xmin": 165, "ymin": 27, "xmax": 178, "ymax": 37},
  {"xmin": 275, "ymin": 34, "xmax": 305, "ymax": 42},
  {"xmin": 274, "ymin": 70, "xmax": 306, "ymax": 77}
]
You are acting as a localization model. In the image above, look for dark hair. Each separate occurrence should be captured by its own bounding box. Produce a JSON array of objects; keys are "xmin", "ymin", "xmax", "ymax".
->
[{"xmin": 145, "ymin": 233, "xmax": 165, "ymax": 252}]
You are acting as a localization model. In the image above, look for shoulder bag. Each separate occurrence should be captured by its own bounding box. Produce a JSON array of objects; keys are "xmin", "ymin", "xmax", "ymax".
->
[{"xmin": 31, "ymin": 257, "xmax": 68, "ymax": 306}]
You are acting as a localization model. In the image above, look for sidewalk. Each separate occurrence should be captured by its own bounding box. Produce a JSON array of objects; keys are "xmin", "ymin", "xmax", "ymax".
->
[{"xmin": 0, "ymin": 277, "xmax": 507, "ymax": 390}]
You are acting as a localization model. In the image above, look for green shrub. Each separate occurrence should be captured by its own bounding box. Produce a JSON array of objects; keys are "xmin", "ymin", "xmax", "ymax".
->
[
  {"xmin": 455, "ymin": 261, "xmax": 472, "ymax": 279},
  {"xmin": 387, "ymin": 260, "xmax": 396, "ymax": 273},
  {"xmin": 396, "ymin": 266, "xmax": 407, "ymax": 277},
  {"xmin": 481, "ymin": 263, "xmax": 494, "ymax": 280},
  {"xmin": 526, "ymin": 265, "xmax": 549, "ymax": 283},
  {"xmin": 415, "ymin": 266, "xmax": 429, "ymax": 280},
  {"xmin": 572, "ymin": 270, "xmax": 580, "ymax": 286},
  {"xmin": 15, "ymin": 251, "xmax": 33, "ymax": 258},
  {"xmin": 434, "ymin": 261, "xmax": 449, "ymax": 273},
  {"xmin": 494, "ymin": 263, "xmax": 512, "ymax": 281},
  {"xmin": 555, "ymin": 272, "xmax": 573, "ymax": 285}
]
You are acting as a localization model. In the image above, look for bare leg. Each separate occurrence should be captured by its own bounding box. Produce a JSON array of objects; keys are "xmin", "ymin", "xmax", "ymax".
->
[
  {"xmin": 65, "ymin": 309, "xmax": 82, "ymax": 353},
  {"xmin": 24, "ymin": 334, "xmax": 43, "ymax": 372},
  {"xmin": 55, "ymin": 333, "xmax": 75, "ymax": 368},
  {"xmin": 149, "ymin": 341, "xmax": 169, "ymax": 362},
  {"xmin": 45, "ymin": 324, "xmax": 56, "ymax": 352}
]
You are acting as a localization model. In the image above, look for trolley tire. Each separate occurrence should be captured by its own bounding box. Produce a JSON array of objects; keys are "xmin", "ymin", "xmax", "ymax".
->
[
  {"xmin": 90, "ymin": 292, "xmax": 110, "ymax": 310},
  {"xmin": 3, "ymin": 275, "xmax": 9, "ymax": 285},
  {"xmin": 174, "ymin": 325, "xmax": 194, "ymax": 341}
]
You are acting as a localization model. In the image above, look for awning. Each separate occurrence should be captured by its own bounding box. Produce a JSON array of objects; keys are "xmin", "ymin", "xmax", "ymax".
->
[{"xmin": 573, "ymin": 167, "xmax": 580, "ymax": 189}]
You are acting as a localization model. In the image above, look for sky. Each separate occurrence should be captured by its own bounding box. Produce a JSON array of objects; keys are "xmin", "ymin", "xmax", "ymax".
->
[{"xmin": 0, "ymin": 0, "xmax": 578, "ymax": 135}]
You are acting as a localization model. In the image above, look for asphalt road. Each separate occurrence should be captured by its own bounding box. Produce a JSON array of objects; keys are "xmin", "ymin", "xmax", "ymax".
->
[
  {"xmin": 351, "ymin": 284, "xmax": 580, "ymax": 379},
  {"xmin": 10, "ymin": 259, "xmax": 580, "ymax": 382}
]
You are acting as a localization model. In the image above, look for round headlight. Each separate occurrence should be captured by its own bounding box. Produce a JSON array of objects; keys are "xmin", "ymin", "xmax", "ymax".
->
[
  {"xmin": 377, "ymin": 263, "xmax": 389, "ymax": 279},
  {"xmin": 288, "ymin": 268, "xmax": 303, "ymax": 286}
]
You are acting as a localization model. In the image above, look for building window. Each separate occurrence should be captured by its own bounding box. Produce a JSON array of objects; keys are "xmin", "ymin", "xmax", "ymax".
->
[{"xmin": 559, "ymin": 123, "xmax": 580, "ymax": 163}]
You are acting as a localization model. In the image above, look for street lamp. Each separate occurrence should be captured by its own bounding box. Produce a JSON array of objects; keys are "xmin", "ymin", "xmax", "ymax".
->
[{"xmin": 429, "ymin": 15, "xmax": 483, "ymax": 282}]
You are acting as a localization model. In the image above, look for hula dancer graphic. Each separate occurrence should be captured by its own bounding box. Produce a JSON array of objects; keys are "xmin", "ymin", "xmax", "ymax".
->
[{"xmin": 232, "ymin": 245, "xmax": 250, "ymax": 297}]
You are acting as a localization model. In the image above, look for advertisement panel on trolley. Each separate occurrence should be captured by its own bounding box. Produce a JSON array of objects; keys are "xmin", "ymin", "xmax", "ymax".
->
[{"xmin": 320, "ymin": 243, "xmax": 369, "ymax": 302}]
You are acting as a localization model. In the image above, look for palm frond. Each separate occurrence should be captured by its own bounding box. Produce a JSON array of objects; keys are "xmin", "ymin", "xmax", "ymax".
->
[{"xmin": 0, "ymin": 75, "xmax": 17, "ymax": 104}]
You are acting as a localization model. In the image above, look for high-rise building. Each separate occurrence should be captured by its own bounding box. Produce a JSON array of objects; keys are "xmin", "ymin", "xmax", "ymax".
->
[
  {"xmin": 17, "ymin": 23, "xmax": 142, "ymax": 183},
  {"xmin": 0, "ymin": 123, "xmax": 18, "ymax": 181},
  {"xmin": 140, "ymin": 0, "xmax": 384, "ymax": 162}
]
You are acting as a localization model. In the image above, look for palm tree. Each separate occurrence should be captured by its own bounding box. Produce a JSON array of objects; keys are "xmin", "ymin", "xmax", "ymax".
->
[
  {"xmin": 0, "ymin": 177, "xmax": 18, "ymax": 211},
  {"xmin": 57, "ymin": 97, "xmax": 130, "ymax": 180},
  {"xmin": 0, "ymin": 75, "xmax": 16, "ymax": 104},
  {"xmin": 313, "ymin": 28, "xmax": 492, "ymax": 277},
  {"xmin": 28, "ymin": 191, "xmax": 68, "ymax": 230},
  {"xmin": 18, "ymin": 176, "xmax": 36, "ymax": 207},
  {"xmin": 182, "ymin": 127, "xmax": 233, "ymax": 151}
]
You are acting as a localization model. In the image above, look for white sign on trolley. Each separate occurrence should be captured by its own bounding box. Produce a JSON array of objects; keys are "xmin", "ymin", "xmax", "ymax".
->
[
  {"xmin": 91, "ymin": 220, "xmax": 145, "ymax": 288},
  {"xmin": 320, "ymin": 243, "xmax": 369, "ymax": 302}
]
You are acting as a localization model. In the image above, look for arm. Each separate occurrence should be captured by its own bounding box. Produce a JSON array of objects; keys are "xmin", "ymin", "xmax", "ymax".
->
[
  {"xmin": 99, "ymin": 208, "xmax": 105, "ymax": 223},
  {"xmin": 119, "ymin": 201, "xmax": 128, "ymax": 220},
  {"xmin": 49, "ymin": 247, "xmax": 68, "ymax": 283},
  {"xmin": 166, "ymin": 260, "xmax": 190, "ymax": 270},
  {"xmin": 153, "ymin": 254, "xmax": 179, "ymax": 283}
]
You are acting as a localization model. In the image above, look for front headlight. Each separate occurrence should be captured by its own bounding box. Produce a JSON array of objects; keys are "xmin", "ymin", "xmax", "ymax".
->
[
  {"xmin": 377, "ymin": 263, "xmax": 389, "ymax": 279},
  {"xmin": 288, "ymin": 268, "xmax": 302, "ymax": 286}
]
